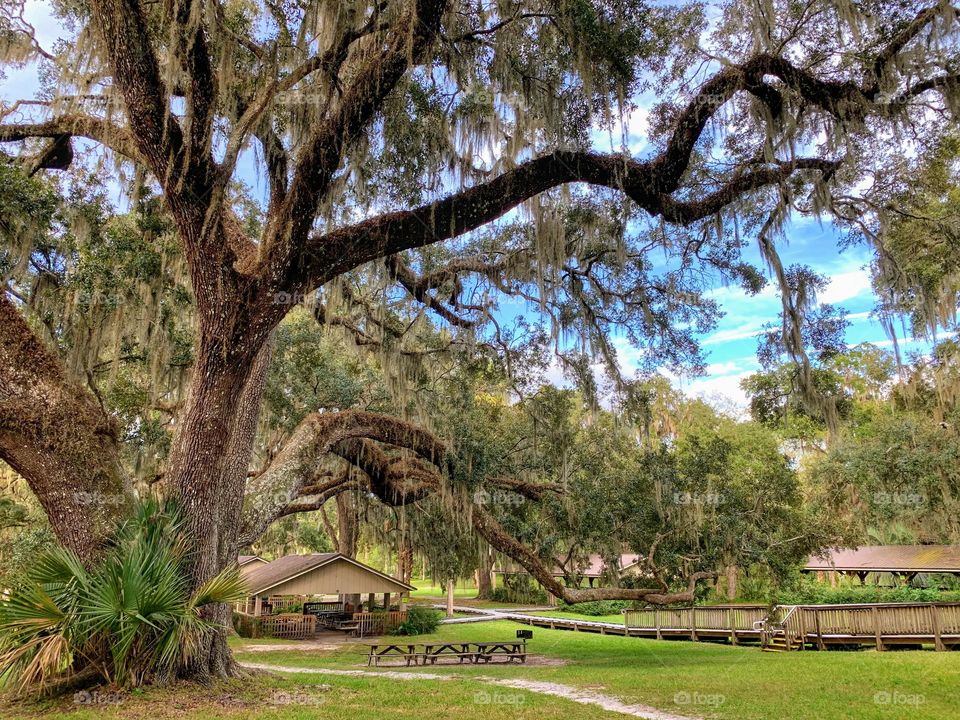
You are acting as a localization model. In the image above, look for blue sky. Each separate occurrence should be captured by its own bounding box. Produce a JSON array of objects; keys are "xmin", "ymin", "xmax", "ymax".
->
[{"xmin": 2, "ymin": 2, "xmax": 938, "ymax": 411}]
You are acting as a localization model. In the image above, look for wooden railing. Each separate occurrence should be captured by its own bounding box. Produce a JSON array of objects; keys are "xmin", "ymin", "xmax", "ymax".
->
[
  {"xmin": 267, "ymin": 595, "xmax": 306, "ymax": 613},
  {"xmin": 623, "ymin": 605, "xmax": 767, "ymax": 642},
  {"xmin": 624, "ymin": 602, "xmax": 960, "ymax": 651},
  {"xmin": 352, "ymin": 610, "xmax": 408, "ymax": 637},
  {"xmin": 780, "ymin": 602, "xmax": 960, "ymax": 651}
]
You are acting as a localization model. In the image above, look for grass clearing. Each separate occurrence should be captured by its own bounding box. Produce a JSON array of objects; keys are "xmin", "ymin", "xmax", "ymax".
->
[
  {"xmin": 4, "ymin": 622, "xmax": 957, "ymax": 719},
  {"xmin": 408, "ymin": 582, "xmax": 478, "ymax": 599},
  {"xmin": 0, "ymin": 670, "xmax": 623, "ymax": 720},
  {"xmin": 230, "ymin": 620, "xmax": 960, "ymax": 720}
]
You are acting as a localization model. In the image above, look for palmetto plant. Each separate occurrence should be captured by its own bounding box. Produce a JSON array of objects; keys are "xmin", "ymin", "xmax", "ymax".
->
[{"xmin": 0, "ymin": 499, "xmax": 246, "ymax": 692}]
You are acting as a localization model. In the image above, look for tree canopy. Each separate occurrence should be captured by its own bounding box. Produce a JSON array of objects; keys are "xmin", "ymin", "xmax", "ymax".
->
[{"xmin": 1, "ymin": 0, "xmax": 960, "ymax": 680}]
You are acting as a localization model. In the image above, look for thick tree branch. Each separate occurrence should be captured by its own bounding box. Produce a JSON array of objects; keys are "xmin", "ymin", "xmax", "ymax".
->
[
  {"xmin": 472, "ymin": 505, "xmax": 714, "ymax": 605},
  {"xmin": 261, "ymin": 0, "xmax": 448, "ymax": 283},
  {"xmin": 866, "ymin": 2, "xmax": 957, "ymax": 97},
  {"xmin": 239, "ymin": 410, "xmax": 449, "ymax": 542},
  {"xmin": 89, "ymin": 0, "xmax": 185, "ymax": 189},
  {"xmin": 298, "ymin": 153, "xmax": 839, "ymax": 289},
  {"xmin": 0, "ymin": 115, "xmax": 141, "ymax": 161}
]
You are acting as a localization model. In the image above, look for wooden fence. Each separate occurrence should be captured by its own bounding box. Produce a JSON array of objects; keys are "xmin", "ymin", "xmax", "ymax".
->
[
  {"xmin": 774, "ymin": 602, "xmax": 960, "ymax": 651},
  {"xmin": 351, "ymin": 610, "xmax": 408, "ymax": 637},
  {"xmin": 623, "ymin": 605, "xmax": 767, "ymax": 643},
  {"xmin": 234, "ymin": 611, "xmax": 316, "ymax": 639},
  {"xmin": 267, "ymin": 595, "xmax": 306, "ymax": 613}
]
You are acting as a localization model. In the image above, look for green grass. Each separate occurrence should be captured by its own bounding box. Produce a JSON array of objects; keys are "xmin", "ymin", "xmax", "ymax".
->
[
  {"xmin": 518, "ymin": 609, "xmax": 626, "ymax": 623},
  {"xmin": 230, "ymin": 620, "xmax": 960, "ymax": 720},
  {"xmin": 408, "ymin": 581, "xmax": 478, "ymax": 599},
  {"xmin": 6, "ymin": 622, "xmax": 958, "ymax": 719},
  {"xmin": 0, "ymin": 671, "xmax": 622, "ymax": 719}
]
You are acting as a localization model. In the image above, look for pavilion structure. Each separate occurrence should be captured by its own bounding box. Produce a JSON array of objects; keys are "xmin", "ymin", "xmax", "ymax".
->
[
  {"xmin": 238, "ymin": 552, "xmax": 415, "ymax": 618},
  {"xmin": 803, "ymin": 545, "xmax": 960, "ymax": 586}
]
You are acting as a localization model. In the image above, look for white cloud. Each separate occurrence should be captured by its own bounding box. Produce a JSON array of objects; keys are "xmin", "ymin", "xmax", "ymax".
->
[
  {"xmin": 701, "ymin": 322, "xmax": 768, "ymax": 346},
  {"xmin": 624, "ymin": 107, "xmax": 650, "ymax": 154},
  {"xmin": 681, "ymin": 371, "xmax": 755, "ymax": 414},
  {"xmin": 818, "ymin": 268, "xmax": 873, "ymax": 305}
]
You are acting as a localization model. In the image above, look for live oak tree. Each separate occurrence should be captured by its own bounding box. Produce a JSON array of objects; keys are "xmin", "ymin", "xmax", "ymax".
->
[{"xmin": 2, "ymin": 0, "xmax": 960, "ymax": 679}]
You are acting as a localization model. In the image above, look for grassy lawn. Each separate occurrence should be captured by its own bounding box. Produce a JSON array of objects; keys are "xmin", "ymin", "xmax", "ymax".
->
[
  {"xmin": 0, "ymin": 671, "xmax": 622, "ymax": 719},
  {"xmin": 228, "ymin": 621, "xmax": 960, "ymax": 720},
  {"xmin": 408, "ymin": 581, "xmax": 478, "ymax": 599},
  {"xmin": 4, "ymin": 622, "xmax": 957, "ymax": 719},
  {"xmin": 517, "ymin": 609, "xmax": 626, "ymax": 623}
]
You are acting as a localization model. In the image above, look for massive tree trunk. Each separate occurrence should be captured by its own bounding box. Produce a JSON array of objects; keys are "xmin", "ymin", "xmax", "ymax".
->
[{"xmin": 172, "ymin": 336, "xmax": 274, "ymax": 679}]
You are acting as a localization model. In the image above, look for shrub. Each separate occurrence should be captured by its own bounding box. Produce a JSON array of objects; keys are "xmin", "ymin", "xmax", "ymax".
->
[
  {"xmin": 0, "ymin": 499, "xmax": 246, "ymax": 693},
  {"xmin": 392, "ymin": 606, "xmax": 442, "ymax": 636},
  {"xmin": 489, "ymin": 574, "xmax": 548, "ymax": 604},
  {"xmin": 773, "ymin": 577, "xmax": 960, "ymax": 605}
]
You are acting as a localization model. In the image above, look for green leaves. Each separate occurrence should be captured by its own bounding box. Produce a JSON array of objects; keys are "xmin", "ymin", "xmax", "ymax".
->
[{"xmin": 0, "ymin": 498, "xmax": 243, "ymax": 692}]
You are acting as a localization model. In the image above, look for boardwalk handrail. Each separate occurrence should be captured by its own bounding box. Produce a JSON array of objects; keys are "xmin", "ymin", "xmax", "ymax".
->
[
  {"xmin": 782, "ymin": 601, "xmax": 960, "ymax": 651},
  {"xmin": 623, "ymin": 605, "xmax": 768, "ymax": 635},
  {"xmin": 622, "ymin": 601, "xmax": 960, "ymax": 651}
]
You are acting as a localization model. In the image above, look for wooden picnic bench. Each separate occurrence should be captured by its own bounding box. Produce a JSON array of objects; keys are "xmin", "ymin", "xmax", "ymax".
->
[
  {"xmin": 365, "ymin": 640, "xmax": 527, "ymax": 666},
  {"xmin": 472, "ymin": 640, "xmax": 527, "ymax": 663},
  {"xmin": 366, "ymin": 643, "xmax": 421, "ymax": 666}
]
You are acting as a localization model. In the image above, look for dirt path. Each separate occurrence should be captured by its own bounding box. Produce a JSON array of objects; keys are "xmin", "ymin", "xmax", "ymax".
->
[{"xmin": 240, "ymin": 662, "xmax": 698, "ymax": 720}]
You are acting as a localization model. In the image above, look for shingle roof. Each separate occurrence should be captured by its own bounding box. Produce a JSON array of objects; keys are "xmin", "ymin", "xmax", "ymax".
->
[
  {"xmin": 804, "ymin": 545, "xmax": 960, "ymax": 573},
  {"xmin": 242, "ymin": 553, "xmax": 415, "ymax": 595},
  {"xmin": 238, "ymin": 555, "xmax": 266, "ymax": 566},
  {"xmin": 496, "ymin": 552, "xmax": 643, "ymax": 578}
]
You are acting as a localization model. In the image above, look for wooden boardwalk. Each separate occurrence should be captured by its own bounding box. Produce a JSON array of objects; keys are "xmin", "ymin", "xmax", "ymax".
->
[
  {"xmin": 767, "ymin": 602, "xmax": 960, "ymax": 651},
  {"xmin": 450, "ymin": 602, "xmax": 960, "ymax": 652}
]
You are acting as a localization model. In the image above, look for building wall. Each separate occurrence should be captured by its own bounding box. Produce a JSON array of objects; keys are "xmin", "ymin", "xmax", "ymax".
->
[
  {"xmin": 240, "ymin": 560, "xmax": 268, "ymax": 577},
  {"xmin": 263, "ymin": 559, "xmax": 409, "ymax": 596}
]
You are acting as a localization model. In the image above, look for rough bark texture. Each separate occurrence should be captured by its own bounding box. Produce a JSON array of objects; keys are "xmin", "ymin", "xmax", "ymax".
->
[
  {"xmin": 0, "ymin": 295, "xmax": 133, "ymax": 563},
  {"xmin": 180, "ymin": 337, "xmax": 274, "ymax": 680},
  {"xmin": 476, "ymin": 546, "xmax": 494, "ymax": 599},
  {"xmin": 334, "ymin": 492, "xmax": 359, "ymax": 557},
  {"xmin": 725, "ymin": 564, "xmax": 738, "ymax": 601}
]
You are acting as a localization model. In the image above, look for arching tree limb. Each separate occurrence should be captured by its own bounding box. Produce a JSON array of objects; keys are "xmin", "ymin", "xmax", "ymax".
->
[{"xmin": 471, "ymin": 505, "xmax": 714, "ymax": 605}]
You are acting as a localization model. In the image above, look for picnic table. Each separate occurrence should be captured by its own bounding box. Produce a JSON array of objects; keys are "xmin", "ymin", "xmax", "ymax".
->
[{"xmin": 366, "ymin": 640, "xmax": 527, "ymax": 666}]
